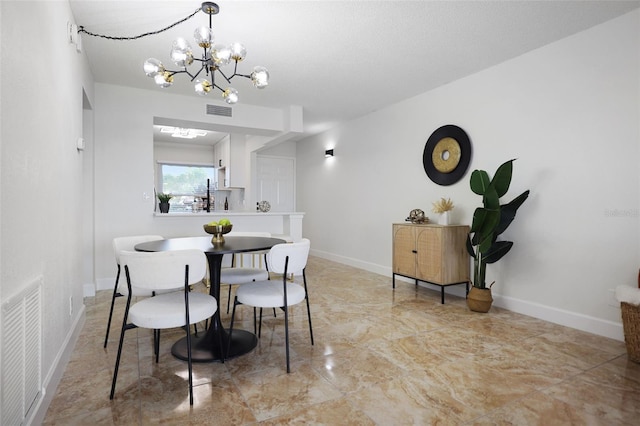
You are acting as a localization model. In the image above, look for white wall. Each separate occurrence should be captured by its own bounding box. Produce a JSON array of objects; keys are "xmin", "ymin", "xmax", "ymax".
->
[
  {"xmin": 1, "ymin": 1, "xmax": 94, "ymax": 423},
  {"xmin": 297, "ymin": 10, "xmax": 640, "ymax": 339},
  {"xmin": 92, "ymin": 84, "xmax": 300, "ymax": 288}
]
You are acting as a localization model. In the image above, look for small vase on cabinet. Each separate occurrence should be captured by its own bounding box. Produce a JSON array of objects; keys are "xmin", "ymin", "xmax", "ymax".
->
[{"xmin": 439, "ymin": 211, "xmax": 450, "ymax": 225}]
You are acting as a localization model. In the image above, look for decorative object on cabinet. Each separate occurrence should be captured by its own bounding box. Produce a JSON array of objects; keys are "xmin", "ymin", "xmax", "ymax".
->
[
  {"xmin": 423, "ymin": 125, "xmax": 472, "ymax": 186},
  {"xmin": 392, "ymin": 223, "xmax": 469, "ymax": 304},
  {"xmin": 432, "ymin": 197, "xmax": 454, "ymax": 225},
  {"xmin": 405, "ymin": 209, "xmax": 427, "ymax": 224},
  {"xmin": 466, "ymin": 159, "xmax": 530, "ymax": 312},
  {"xmin": 157, "ymin": 193, "xmax": 173, "ymax": 213},
  {"xmin": 258, "ymin": 200, "xmax": 271, "ymax": 212}
]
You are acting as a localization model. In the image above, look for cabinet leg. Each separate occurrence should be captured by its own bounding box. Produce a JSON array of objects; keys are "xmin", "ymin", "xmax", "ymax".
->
[
  {"xmin": 441, "ymin": 287, "xmax": 445, "ymax": 304},
  {"xmin": 392, "ymin": 274, "xmax": 395, "ymax": 289}
]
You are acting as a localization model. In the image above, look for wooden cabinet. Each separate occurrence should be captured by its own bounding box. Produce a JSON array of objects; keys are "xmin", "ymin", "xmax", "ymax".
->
[{"xmin": 392, "ymin": 223, "xmax": 470, "ymax": 303}]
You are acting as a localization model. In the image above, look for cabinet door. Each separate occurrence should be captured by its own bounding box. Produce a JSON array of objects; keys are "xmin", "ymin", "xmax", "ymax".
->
[
  {"xmin": 220, "ymin": 138, "xmax": 230, "ymax": 168},
  {"xmin": 393, "ymin": 225, "xmax": 416, "ymax": 277},
  {"xmin": 416, "ymin": 227, "xmax": 442, "ymax": 283},
  {"xmin": 441, "ymin": 226, "xmax": 471, "ymax": 283}
]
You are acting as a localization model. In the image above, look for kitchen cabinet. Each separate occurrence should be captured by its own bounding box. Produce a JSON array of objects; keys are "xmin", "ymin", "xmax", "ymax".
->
[
  {"xmin": 392, "ymin": 223, "xmax": 470, "ymax": 303},
  {"xmin": 214, "ymin": 136, "xmax": 246, "ymax": 189},
  {"xmin": 213, "ymin": 137, "xmax": 229, "ymax": 168}
]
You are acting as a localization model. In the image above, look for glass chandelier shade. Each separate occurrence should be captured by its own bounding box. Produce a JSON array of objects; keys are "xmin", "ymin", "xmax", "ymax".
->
[
  {"xmin": 143, "ymin": 2, "xmax": 268, "ymax": 105},
  {"xmin": 170, "ymin": 38, "xmax": 194, "ymax": 67},
  {"xmin": 193, "ymin": 26, "xmax": 214, "ymax": 48},
  {"xmin": 251, "ymin": 66, "xmax": 269, "ymax": 89}
]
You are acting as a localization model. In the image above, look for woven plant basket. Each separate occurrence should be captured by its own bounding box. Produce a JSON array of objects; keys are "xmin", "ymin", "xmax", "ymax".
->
[{"xmin": 620, "ymin": 302, "xmax": 640, "ymax": 363}]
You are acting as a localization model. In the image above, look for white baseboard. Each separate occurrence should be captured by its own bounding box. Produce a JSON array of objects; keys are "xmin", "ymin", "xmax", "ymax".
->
[
  {"xmin": 83, "ymin": 282, "xmax": 96, "ymax": 297},
  {"xmin": 310, "ymin": 248, "xmax": 390, "ymax": 276},
  {"xmin": 493, "ymin": 293, "xmax": 624, "ymax": 341},
  {"xmin": 28, "ymin": 304, "xmax": 86, "ymax": 425},
  {"xmin": 309, "ymin": 249, "xmax": 624, "ymax": 342},
  {"xmin": 96, "ymin": 277, "xmax": 114, "ymax": 292}
]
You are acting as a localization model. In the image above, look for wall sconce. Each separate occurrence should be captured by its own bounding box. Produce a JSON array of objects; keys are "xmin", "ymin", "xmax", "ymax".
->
[{"xmin": 325, "ymin": 149, "xmax": 334, "ymax": 158}]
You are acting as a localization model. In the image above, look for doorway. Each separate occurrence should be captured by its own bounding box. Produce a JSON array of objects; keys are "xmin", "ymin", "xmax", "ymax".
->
[{"xmin": 255, "ymin": 156, "xmax": 295, "ymax": 212}]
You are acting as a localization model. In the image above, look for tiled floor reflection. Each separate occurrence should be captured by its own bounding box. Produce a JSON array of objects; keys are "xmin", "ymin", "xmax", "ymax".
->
[{"xmin": 44, "ymin": 256, "xmax": 640, "ymax": 425}]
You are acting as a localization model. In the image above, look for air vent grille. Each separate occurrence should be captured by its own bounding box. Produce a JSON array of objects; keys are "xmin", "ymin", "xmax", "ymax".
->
[{"xmin": 206, "ymin": 104, "xmax": 232, "ymax": 117}]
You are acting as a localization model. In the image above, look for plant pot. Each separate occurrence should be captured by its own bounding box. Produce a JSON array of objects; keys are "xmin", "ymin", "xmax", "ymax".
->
[
  {"xmin": 467, "ymin": 286, "xmax": 493, "ymax": 313},
  {"xmin": 158, "ymin": 201, "xmax": 170, "ymax": 213}
]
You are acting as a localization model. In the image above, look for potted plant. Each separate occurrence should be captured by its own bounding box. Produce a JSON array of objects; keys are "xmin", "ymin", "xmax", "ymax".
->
[
  {"xmin": 157, "ymin": 193, "xmax": 173, "ymax": 213},
  {"xmin": 466, "ymin": 159, "xmax": 529, "ymax": 312}
]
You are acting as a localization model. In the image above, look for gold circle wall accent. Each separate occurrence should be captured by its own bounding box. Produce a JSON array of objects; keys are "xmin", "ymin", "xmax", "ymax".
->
[{"xmin": 431, "ymin": 137, "xmax": 461, "ymax": 173}]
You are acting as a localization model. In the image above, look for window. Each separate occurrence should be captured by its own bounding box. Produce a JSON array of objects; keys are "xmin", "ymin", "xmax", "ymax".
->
[{"xmin": 157, "ymin": 163, "xmax": 215, "ymax": 212}]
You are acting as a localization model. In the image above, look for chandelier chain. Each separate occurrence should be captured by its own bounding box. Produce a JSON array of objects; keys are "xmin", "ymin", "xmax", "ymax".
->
[{"xmin": 78, "ymin": 7, "xmax": 201, "ymax": 41}]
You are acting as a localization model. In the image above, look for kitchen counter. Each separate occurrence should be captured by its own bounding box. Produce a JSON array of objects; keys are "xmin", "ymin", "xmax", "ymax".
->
[{"xmin": 153, "ymin": 211, "xmax": 305, "ymax": 242}]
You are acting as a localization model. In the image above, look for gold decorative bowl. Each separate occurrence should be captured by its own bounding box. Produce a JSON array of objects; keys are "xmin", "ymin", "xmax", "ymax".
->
[{"xmin": 203, "ymin": 224, "xmax": 232, "ymax": 244}]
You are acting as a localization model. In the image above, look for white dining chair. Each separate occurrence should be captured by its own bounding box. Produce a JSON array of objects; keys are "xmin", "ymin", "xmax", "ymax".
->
[
  {"xmin": 109, "ymin": 249, "xmax": 217, "ymax": 406},
  {"xmin": 104, "ymin": 235, "xmax": 164, "ymax": 348},
  {"xmin": 227, "ymin": 238, "xmax": 313, "ymax": 373},
  {"xmin": 220, "ymin": 231, "xmax": 271, "ymax": 313}
]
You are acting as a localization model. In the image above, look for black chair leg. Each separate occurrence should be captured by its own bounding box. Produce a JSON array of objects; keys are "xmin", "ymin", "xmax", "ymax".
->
[
  {"xmin": 185, "ymin": 322, "xmax": 194, "ymax": 405},
  {"xmin": 154, "ymin": 329, "xmax": 161, "ymax": 363},
  {"xmin": 227, "ymin": 296, "xmax": 238, "ymax": 358},
  {"xmin": 109, "ymin": 322, "xmax": 127, "ymax": 399},
  {"xmin": 253, "ymin": 307, "xmax": 257, "ymax": 334},
  {"xmin": 303, "ymin": 270, "xmax": 314, "ymax": 345},
  {"xmin": 104, "ymin": 267, "xmax": 121, "ymax": 348},
  {"xmin": 284, "ymin": 305, "xmax": 290, "ymax": 373},
  {"xmin": 110, "ymin": 296, "xmax": 133, "ymax": 400},
  {"xmin": 227, "ymin": 284, "xmax": 232, "ymax": 314}
]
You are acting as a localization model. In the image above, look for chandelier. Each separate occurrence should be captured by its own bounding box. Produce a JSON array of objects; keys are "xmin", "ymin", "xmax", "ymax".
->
[{"xmin": 143, "ymin": 2, "xmax": 269, "ymax": 104}]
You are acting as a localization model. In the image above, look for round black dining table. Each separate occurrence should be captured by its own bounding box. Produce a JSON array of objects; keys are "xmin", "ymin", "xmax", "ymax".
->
[{"xmin": 135, "ymin": 235, "xmax": 285, "ymax": 362}]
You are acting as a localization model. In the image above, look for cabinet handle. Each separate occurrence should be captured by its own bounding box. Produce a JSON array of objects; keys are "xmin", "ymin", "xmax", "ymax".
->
[{"xmin": 412, "ymin": 250, "xmax": 417, "ymax": 254}]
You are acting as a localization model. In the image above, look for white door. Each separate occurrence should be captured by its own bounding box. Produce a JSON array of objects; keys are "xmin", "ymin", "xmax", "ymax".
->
[{"xmin": 256, "ymin": 156, "xmax": 295, "ymax": 212}]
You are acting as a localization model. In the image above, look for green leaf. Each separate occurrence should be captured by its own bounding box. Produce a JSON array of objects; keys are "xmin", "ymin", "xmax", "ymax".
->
[
  {"xmin": 470, "ymin": 206, "xmax": 500, "ymax": 253},
  {"xmin": 484, "ymin": 241, "xmax": 513, "ymax": 263},
  {"xmin": 470, "ymin": 170, "xmax": 491, "ymax": 196},
  {"xmin": 466, "ymin": 235, "xmax": 477, "ymax": 258},
  {"xmin": 491, "ymin": 159, "xmax": 515, "ymax": 198},
  {"xmin": 483, "ymin": 185, "xmax": 500, "ymax": 210},
  {"xmin": 495, "ymin": 190, "xmax": 530, "ymax": 236},
  {"xmin": 470, "ymin": 207, "xmax": 488, "ymax": 233}
]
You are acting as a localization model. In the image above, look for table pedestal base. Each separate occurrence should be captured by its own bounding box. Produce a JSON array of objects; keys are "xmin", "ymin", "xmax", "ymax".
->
[{"xmin": 171, "ymin": 329, "xmax": 258, "ymax": 362}]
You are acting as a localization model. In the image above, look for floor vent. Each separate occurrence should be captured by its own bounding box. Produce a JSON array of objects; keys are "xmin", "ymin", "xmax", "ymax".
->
[
  {"xmin": 206, "ymin": 104, "xmax": 232, "ymax": 117},
  {"xmin": 1, "ymin": 276, "xmax": 43, "ymax": 426}
]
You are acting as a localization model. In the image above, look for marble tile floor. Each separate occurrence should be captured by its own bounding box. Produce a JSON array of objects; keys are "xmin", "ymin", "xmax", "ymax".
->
[{"xmin": 44, "ymin": 256, "xmax": 640, "ymax": 425}]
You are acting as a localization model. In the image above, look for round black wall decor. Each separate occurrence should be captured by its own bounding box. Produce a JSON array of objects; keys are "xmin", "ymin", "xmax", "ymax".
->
[{"xmin": 423, "ymin": 124, "xmax": 472, "ymax": 186}]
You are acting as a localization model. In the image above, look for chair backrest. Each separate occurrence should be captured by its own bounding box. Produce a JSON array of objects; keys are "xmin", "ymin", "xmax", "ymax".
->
[
  {"xmin": 223, "ymin": 231, "xmax": 272, "ymax": 267},
  {"xmin": 113, "ymin": 235, "xmax": 164, "ymax": 265},
  {"xmin": 119, "ymin": 249, "xmax": 207, "ymax": 292},
  {"xmin": 266, "ymin": 238, "xmax": 310, "ymax": 275}
]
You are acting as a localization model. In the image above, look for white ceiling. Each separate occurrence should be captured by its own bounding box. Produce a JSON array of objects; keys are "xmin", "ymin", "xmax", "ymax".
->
[{"xmin": 70, "ymin": 0, "xmax": 640, "ymax": 141}]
